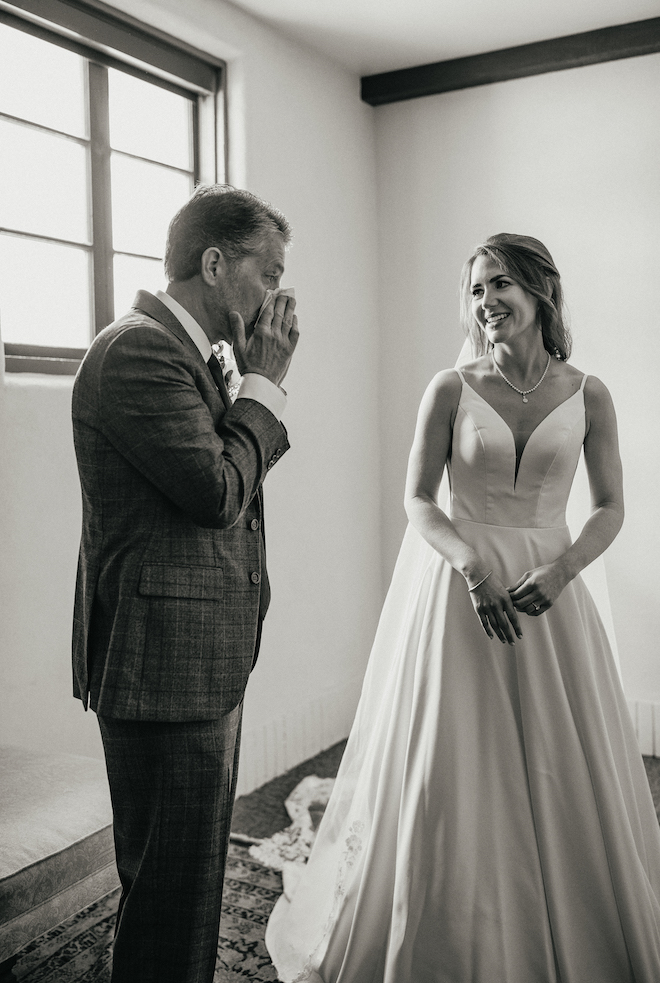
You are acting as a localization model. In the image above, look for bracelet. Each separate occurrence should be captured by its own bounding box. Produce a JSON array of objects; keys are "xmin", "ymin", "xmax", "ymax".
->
[{"xmin": 467, "ymin": 571, "xmax": 492, "ymax": 592}]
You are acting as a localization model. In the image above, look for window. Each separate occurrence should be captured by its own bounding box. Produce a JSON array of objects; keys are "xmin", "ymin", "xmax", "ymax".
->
[{"xmin": 0, "ymin": 0, "xmax": 224, "ymax": 374}]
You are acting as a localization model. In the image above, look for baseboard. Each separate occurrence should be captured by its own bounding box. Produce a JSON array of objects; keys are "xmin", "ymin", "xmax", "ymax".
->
[
  {"xmin": 236, "ymin": 681, "xmax": 360, "ymax": 797},
  {"xmin": 628, "ymin": 699, "xmax": 660, "ymax": 757}
]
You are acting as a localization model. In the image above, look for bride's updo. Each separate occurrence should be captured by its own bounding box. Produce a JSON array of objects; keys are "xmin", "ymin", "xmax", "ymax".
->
[{"xmin": 460, "ymin": 233, "xmax": 572, "ymax": 361}]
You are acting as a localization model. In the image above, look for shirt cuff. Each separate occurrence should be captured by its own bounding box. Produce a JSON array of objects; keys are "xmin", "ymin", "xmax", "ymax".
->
[{"xmin": 236, "ymin": 373, "xmax": 287, "ymax": 421}]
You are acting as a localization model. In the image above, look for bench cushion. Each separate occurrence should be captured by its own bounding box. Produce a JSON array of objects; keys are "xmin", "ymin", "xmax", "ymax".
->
[{"xmin": 0, "ymin": 746, "xmax": 119, "ymax": 961}]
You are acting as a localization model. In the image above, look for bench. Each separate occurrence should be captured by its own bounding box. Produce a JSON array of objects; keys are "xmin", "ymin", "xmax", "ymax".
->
[{"xmin": 0, "ymin": 746, "xmax": 119, "ymax": 967}]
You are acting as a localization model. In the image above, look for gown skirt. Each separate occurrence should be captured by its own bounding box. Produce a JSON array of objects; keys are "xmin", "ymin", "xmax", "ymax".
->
[{"xmin": 266, "ymin": 376, "xmax": 660, "ymax": 983}]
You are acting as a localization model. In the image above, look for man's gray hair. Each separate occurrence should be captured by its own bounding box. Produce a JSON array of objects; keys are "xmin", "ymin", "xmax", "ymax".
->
[{"xmin": 164, "ymin": 184, "xmax": 292, "ymax": 282}]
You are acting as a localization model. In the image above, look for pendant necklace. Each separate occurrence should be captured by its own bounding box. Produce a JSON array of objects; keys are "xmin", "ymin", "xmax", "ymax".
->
[{"xmin": 491, "ymin": 350, "xmax": 551, "ymax": 403}]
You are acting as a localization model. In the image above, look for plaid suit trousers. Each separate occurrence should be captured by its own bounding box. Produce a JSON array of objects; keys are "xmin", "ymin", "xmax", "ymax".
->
[{"xmin": 98, "ymin": 706, "xmax": 242, "ymax": 983}]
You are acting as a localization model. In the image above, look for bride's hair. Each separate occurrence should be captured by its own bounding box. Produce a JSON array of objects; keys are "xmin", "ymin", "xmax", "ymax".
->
[{"xmin": 460, "ymin": 233, "xmax": 572, "ymax": 361}]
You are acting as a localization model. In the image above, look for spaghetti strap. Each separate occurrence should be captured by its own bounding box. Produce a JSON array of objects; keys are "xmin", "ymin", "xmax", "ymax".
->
[
  {"xmin": 580, "ymin": 373, "xmax": 588, "ymax": 391},
  {"xmin": 455, "ymin": 367, "xmax": 466, "ymax": 384}
]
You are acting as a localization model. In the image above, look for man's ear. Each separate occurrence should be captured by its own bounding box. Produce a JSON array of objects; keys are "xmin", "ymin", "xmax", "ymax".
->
[{"xmin": 200, "ymin": 246, "xmax": 227, "ymax": 286}]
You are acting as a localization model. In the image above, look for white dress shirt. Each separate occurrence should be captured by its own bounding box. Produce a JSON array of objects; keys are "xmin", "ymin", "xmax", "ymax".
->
[{"xmin": 155, "ymin": 289, "xmax": 286, "ymax": 421}]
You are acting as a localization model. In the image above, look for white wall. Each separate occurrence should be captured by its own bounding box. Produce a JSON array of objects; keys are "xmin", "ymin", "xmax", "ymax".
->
[
  {"xmin": 0, "ymin": 0, "xmax": 382, "ymax": 792},
  {"xmin": 4, "ymin": 2, "xmax": 659, "ymax": 787},
  {"xmin": 374, "ymin": 52, "xmax": 660, "ymax": 701}
]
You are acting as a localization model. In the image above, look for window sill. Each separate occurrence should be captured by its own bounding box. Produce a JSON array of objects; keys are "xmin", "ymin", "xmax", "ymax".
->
[{"xmin": 4, "ymin": 344, "xmax": 84, "ymax": 376}]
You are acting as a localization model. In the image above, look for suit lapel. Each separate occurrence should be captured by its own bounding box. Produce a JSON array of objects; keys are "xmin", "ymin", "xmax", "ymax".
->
[
  {"xmin": 132, "ymin": 290, "xmax": 194, "ymax": 351},
  {"xmin": 132, "ymin": 290, "xmax": 231, "ymax": 410}
]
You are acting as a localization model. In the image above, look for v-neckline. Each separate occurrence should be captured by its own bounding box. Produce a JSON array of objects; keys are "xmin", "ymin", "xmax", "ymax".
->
[{"xmin": 459, "ymin": 379, "xmax": 584, "ymax": 488}]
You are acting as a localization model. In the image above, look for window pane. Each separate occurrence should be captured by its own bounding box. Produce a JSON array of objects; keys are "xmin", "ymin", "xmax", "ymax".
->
[
  {"xmin": 114, "ymin": 254, "xmax": 166, "ymax": 318},
  {"xmin": 0, "ymin": 119, "xmax": 90, "ymax": 243},
  {"xmin": 0, "ymin": 22, "xmax": 87, "ymax": 138},
  {"xmin": 108, "ymin": 68, "xmax": 193, "ymax": 170},
  {"xmin": 0, "ymin": 234, "xmax": 92, "ymax": 347},
  {"xmin": 111, "ymin": 154, "xmax": 192, "ymax": 257}
]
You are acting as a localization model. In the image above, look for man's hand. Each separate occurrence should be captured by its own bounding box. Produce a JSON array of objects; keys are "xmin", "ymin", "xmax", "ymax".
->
[{"xmin": 230, "ymin": 293, "xmax": 298, "ymax": 387}]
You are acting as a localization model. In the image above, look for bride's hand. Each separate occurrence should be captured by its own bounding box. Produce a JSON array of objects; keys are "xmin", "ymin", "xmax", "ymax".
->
[
  {"xmin": 468, "ymin": 573, "xmax": 523, "ymax": 645},
  {"xmin": 507, "ymin": 562, "xmax": 569, "ymax": 616}
]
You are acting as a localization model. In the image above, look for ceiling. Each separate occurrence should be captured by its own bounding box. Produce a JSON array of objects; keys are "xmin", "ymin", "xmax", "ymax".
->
[{"xmin": 227, "ymin": 0, "xmax": 660, "ymax": 76}]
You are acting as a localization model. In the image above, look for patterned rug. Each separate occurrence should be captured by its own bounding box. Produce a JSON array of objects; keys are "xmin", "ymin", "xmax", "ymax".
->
[
  {"xmin": 215, "ymin": 846, "xmax": 282, "ymax": 982},
  {"xmin": 4, "ymin": 845, "xmax": 283, "ymax": 983},
  {"xmin": 6, "ymin": 753, "xmax": 659, "ymax": 982}
]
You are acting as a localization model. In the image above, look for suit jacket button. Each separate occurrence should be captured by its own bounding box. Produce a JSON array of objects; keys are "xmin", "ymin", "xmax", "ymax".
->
[
  {"xmin": 251, "ymin": 572, "xmax": 261, "ymax": 584},
  {"xmin": 250, "ymin": 518, "xmax": 260, "ymax": 531}
]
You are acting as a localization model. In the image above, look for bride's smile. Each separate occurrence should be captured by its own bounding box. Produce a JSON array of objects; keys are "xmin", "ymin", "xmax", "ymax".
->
[{"xmin": 470, "ymin": 254, "xmax": 539, "ymax": 346}]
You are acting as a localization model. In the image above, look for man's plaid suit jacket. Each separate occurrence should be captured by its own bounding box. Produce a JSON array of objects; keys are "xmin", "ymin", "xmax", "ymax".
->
[{"xmin": 71, "ymin": 290, "xmax": 289, "ymax": 721}]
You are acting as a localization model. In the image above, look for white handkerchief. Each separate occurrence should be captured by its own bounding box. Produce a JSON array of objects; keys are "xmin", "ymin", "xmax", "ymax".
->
[{"xmin": 257, "ymin": 286, "xmax": 295, "ymax": 320}]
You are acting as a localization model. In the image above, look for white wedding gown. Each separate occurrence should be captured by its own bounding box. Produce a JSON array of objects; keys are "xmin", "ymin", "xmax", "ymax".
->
[{"xmin": 266, "ymin": 371, "xmax": 660, "ymax": 982}]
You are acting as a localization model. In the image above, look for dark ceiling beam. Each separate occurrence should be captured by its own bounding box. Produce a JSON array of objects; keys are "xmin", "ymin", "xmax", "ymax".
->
[{"xmin": 361, "ymin": 17, "xmax": 660, "ymax": 106}]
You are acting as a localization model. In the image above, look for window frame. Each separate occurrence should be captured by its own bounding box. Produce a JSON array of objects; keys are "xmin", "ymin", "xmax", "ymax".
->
[{"xmin": 0, "ymin": 0, "xmax": 226, "ymax": 374}]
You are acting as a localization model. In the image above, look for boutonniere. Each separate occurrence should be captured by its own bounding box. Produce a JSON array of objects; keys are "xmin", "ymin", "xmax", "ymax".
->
[{"xmin": 212, "ymin": 343, "xmax": 242, "ymax": 403}]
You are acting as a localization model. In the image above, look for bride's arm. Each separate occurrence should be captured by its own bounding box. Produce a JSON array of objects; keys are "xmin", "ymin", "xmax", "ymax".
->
[
  {"xmin": 404, "ymin": 370, "xmax": 522, "ymax": 644},
  {"xmin": 509, "ymin": 376, "xmax": 624, "ymax": 615}
]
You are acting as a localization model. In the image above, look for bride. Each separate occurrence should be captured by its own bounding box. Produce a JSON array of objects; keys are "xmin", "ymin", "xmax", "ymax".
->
[{"xmin": 265, "ymin": 234, "xmax": 660, "ymax": 982}]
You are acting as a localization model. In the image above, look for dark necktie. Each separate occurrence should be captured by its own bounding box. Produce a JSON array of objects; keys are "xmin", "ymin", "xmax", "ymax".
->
[{"xmin": 206, "ymin": 353, "xmax": 232, "ymax": 410}]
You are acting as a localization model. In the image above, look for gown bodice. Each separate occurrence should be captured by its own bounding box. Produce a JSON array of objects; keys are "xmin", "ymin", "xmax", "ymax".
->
[{"xmin": 449, "ymin": 371, "xmax": 587, "ymax": 529}]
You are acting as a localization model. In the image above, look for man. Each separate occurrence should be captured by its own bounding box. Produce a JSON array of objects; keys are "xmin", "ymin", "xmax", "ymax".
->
[{"xmin": 71, "ymin": 184, "xmax": 298, "ymax": 982}]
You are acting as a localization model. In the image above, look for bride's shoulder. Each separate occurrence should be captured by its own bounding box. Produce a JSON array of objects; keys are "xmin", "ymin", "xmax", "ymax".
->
[
  {"xmin": 426, "ymin": 355, "xmax": 489, "ymax": 391},
  {"xmin": 417, "ymin": 368, "xmax": 464, "ymax": 422},
  {"xmin": 423, "ymin": 367, "xmax": 463, "ymax": 401},
  {"xmin": 562, "ymin": 362, "xmax": 616, "ymax": 416},
  {"xmin": 561, "ymin": 361, "xmax": 611, "ymax": 396}
]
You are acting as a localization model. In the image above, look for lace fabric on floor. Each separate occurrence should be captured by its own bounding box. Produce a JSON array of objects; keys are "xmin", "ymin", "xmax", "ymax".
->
[{"xmin": 250, "ymin": 776, "xmax": 335, "ymax": 904}]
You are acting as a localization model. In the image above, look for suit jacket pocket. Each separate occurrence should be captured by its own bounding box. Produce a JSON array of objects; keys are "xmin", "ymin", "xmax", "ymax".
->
[{"xmin": 138, "ymin": 563, "xmax": 224, "ymax": 599}]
